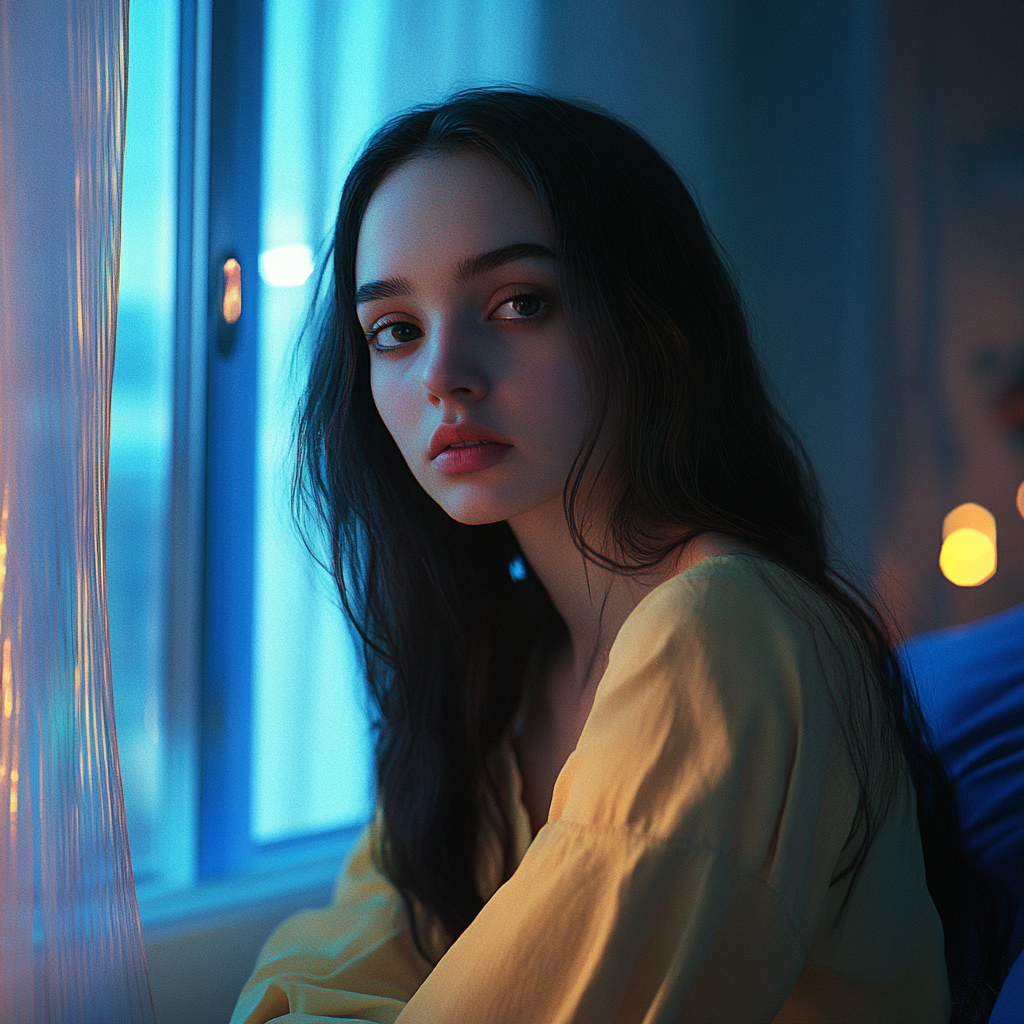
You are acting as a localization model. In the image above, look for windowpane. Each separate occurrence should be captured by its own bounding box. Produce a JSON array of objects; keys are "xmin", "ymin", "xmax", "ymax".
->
[
  {"xmin": 251, "ymin": 0, "xmax": 543, "ymax": 844},
  {"xmin": 109, "ymin": 0, "xmax": 178, "ymax": 884}
]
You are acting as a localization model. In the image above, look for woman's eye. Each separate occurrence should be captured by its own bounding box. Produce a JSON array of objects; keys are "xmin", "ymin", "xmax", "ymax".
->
[
  {"xmin": 368, "ymin": 320, "xmax": 422, "ymax": 349},
  {"xmin": 492, "ymin": 293, "xmax": 547, "ymax": 320}
]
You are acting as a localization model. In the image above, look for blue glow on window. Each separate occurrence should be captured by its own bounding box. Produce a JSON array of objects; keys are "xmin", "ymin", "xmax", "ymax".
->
[
  {"xmin": 250, "ymin": 0, "xmax": 543, "ymax": 845},
  {"xmin": 109, "ymin": 0, "xmax": 178, "ymax": 882}
]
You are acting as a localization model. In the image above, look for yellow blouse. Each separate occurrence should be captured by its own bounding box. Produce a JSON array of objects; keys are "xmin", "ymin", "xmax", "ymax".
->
[{"xmin": 231, "ymin": 555, "xmax": 950, "ymax": 1023}]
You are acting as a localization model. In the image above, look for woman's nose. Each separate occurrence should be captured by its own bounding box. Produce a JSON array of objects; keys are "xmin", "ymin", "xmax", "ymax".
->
[{"xmin": 420, "ymin": 320, "xmax": 488, "ymax": 407}]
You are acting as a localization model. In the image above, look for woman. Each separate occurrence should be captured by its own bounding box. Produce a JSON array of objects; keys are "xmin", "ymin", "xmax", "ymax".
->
[{"xmin": 233, "ymin": 89, "xmax": 997, "ymax": 1023}]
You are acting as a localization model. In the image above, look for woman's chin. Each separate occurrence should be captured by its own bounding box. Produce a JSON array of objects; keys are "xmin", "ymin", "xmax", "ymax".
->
[
  {"xmin": 425, "ymin": 477, "xmax": 564, "ymax": 528},
  {"xmin": 430, "ymin": 487, "xmax": 534, "ymax": 527},
  {"xmin": 437, "ymin": 500, "xmax": 509, "ymax": 527}
]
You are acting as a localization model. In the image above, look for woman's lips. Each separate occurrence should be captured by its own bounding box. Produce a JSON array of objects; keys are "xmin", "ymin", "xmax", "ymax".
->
[
  {"xmin": 432, "ymin": 440, "xmax": 512, "ymax": 475},
  {"xmin": 428, "ymin": 422, "xmax": 513, "ymax": 474}
]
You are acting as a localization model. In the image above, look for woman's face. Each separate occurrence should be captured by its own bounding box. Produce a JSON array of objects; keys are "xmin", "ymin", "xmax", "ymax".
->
[{"xmin": 355, "ymin": 150, "xmax": 590, "ymax": 526}]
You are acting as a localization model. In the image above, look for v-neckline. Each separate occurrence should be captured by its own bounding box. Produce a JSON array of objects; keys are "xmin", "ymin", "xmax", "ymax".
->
[{"xmin": 507, "ymin": 552, "xmax": 773, "ymax": 844}]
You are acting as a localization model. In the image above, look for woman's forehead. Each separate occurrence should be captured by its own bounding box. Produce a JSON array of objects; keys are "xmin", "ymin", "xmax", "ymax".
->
[{"xmin": 355, "ymin": 151, "xmax": 554, "ymax": 284}]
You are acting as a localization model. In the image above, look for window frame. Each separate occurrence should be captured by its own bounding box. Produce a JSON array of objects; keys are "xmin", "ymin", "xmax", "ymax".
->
[
  {"xmin": 139, "ymin": 0, "xmax": 362, "ymax": 909},
  {"xmin": 198, "ymin": 0, "xmax": 363, "ymax": 881}
]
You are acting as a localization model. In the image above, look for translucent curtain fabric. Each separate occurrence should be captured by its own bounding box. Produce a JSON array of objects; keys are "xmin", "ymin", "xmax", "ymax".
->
[{"xmin": 0, "ymin": 1, "xmax": 154, "ymax": 1020}]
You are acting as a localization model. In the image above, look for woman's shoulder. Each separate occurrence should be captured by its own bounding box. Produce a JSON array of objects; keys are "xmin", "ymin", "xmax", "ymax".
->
[
  {"xmin": 648, "ymin": 548, "xmax": 824, "ymax": 610},
  {"xmin": 553, "ymin": 553, "xmax": 860, "ymax": 837},
  {"xmin": 612, "ymin": 552, "xmax": 853, "ymax": 694}
]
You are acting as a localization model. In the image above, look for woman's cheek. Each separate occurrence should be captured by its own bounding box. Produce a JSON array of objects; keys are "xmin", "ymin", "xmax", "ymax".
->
[
  {"xmin": 371, "ymin": 369, "xmax": 417, "ymax": 459},
  {"xmin": 527, "ymin": 352, "xmax": 588, "ymax": 445}
]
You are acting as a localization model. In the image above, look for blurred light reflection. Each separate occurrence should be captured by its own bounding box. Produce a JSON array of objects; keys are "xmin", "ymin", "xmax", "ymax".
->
[
  {"xmin": 223, "ymin": 257, "xmax": 242, "ymax": 323},
  {"xmin": 939, "ymin": 503, "xmax": 997, "ymax": 587},
  {"xmin": 259, "ymin": 243, "xmax": 314, "ymax": 287}
]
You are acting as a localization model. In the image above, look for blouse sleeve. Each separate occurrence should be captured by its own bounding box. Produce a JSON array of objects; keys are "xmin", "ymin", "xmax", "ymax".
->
[
  {"xmin": 232, "ymin": 559, "xmax": 920, "ymax": 1023},
  {"xmin": 230, "ymin": 816, "xmax": 437, "ymax": 1024},
  {"xmin": 392, "ymin": 562, "xmax": 865, "ymax": 1023}
]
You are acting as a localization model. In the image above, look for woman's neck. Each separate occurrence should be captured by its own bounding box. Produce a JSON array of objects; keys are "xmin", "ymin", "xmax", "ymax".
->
[
  {"xmin": 508, "ymin": 494, "xmax": 733, "ymax": 696},
  {"xmin": 508, "ymin": 496, "xmax": 750, "ymax": 837}
]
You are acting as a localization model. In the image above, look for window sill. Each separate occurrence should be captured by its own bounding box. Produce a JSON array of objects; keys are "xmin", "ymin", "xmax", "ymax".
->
[{"xmin": 139, "ymin": 829, "xmax": 359, "ymax": 940}]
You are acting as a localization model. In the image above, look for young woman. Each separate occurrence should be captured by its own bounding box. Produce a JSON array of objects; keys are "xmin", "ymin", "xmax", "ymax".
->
[{"xmin": 233, "ymin": 89, "xmax": 1001, "ymax": 1023}]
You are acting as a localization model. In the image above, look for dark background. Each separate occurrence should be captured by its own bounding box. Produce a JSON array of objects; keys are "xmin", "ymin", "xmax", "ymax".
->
[{"xmin": 539, "ymin": 0, "xmax": 1023, "ymax": 635}]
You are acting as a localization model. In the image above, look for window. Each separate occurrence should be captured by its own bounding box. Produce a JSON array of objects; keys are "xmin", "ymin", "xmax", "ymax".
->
[
  {"xmin": 248, "ymin": 0, "xmax": 544, "ymax": 857},
  {"xmin": 113, "ymin": 0, "xmax": 542, "ymax": 910},
  {"xmin": 110, "ymin": 0, "xmax": 181, "ymax": 894}
]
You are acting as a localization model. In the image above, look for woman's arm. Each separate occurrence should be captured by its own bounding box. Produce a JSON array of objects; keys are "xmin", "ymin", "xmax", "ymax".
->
[
  {"xmin": 393, "ymin": 559, "xmax": 945, "ymax": 1023},
  {"xmin": 233, "ymin": 558, "xmax": 947, "ymax": 1023},
  {"xmin": 231, "ymin": 817, "xmax": 436, "ymax": 1024}
]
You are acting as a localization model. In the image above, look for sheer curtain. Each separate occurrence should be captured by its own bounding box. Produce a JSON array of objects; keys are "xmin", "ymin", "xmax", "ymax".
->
[{"xmin": 0, "ymin": 1, "xmax": 153, "ymax": 1019}]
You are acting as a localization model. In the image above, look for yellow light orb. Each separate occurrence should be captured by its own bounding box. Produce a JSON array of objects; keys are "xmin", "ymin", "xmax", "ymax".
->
[
  {"xmin": 1017, "ymin": 481, "xmax": 1024, "ymax": 520},
  {"xmin": 939, "ymin": 503, "xmax": 996, "ymax": 587},
  {"xmin": 940, "ymin": 528, "xmax": 996, "ymax": 586}
]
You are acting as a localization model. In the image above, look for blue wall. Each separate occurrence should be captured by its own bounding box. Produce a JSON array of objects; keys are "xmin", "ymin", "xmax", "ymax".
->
[{"xmin": 543, "ymin": 0, "xmax": 881, "ymax": 578}]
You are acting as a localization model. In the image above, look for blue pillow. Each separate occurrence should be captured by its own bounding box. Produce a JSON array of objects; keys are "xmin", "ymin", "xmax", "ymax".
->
[
  {"xmin": 990, "ymin": 943, "xmax": 1024, "ymax": 1023},
  {"xmin": 899, "ymin": 602, "xmax": 1024, "ymax": 968}
]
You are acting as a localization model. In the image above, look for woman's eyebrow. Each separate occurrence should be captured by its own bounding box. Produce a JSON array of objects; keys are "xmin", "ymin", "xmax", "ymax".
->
[
  {"xmin": 454, "ymin": 242, "xmax": 556, "ymax": 284},
  {"xmin": 355, "ymin": 277, "xmax": 412, "ymax": 305},
  {"xmin": 355, "ymin": 242, "xmax": 556, "ymax": 305}
]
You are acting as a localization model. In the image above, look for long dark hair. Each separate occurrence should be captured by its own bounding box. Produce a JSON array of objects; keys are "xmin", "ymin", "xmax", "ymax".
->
[{"xmin": 295, "ymin": 88, "xmax": 1007, "ymax": 1020}]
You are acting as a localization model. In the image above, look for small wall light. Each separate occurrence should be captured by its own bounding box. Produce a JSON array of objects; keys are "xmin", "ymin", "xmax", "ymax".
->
[
  {"xmin": 939, "ymin": 502, "xmax": 997, "ymax": 587},
  {"xmin": 1017, "ymin": 481, "xmax": 1024, "ymax": 520},
  {"xmin": 217, "ymin": 256, "xmax": 242, "ymax": 356},
  {"xmin": 222, "ymin": 257, "xmax": 242, "ymax": 324}
]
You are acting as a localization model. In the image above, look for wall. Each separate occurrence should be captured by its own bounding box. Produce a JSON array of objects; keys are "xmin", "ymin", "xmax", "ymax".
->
[
  {"xmin": 544, "ymin": 0, "xmax": 882, "ymax": 581},
  {"xmin": 545, "ymin": 0, "xmax": 1024, "ymax": 631},
  {"xmin": 145, "ymin": 882, "xmax": 330, "ymax": 1024},
  {"xmin": 876, "ymin": 0, "xmax": 1024, "ymax": 633}
]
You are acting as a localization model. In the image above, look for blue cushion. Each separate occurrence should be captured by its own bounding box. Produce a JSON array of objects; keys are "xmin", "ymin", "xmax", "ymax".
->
[
  {"xmin": 990, "ymin": 944, "xmax": 1024, "ymax": 1024},
  {"xmin": 899, "ymin": 602, "xmax": 1024, "ymax": 970}
]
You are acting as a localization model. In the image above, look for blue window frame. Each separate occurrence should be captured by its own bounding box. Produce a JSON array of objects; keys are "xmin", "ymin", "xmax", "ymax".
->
[
  {"xmin": 116, "ymin": 0, "xmax": 544, "ymax": 899},
  {"xmin": 199, "ymin": 0, "xmax": 367, "ymax": 879},
  {"xmin": 199, "ymin": 0, "xmax": 265, "ymax": 878}
]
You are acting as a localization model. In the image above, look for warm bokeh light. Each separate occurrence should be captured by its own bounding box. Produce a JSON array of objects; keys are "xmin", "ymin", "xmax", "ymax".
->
[
  {"xmin": 939, "ymin": 502, "xmax": 997, "ymax": 586},
  {"xmin": 1017, "ymin": 481, "xmax": 1024, "ymax": 520},
  {"xmin": 222, "ymin": 257, "xmax": 241, "ymax": 324}
]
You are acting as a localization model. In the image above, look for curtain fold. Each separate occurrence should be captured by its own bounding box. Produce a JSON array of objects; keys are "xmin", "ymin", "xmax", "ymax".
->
[{"xmin": 0, "ymin": 1, "xmax": 154, "ymax": 1019}]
